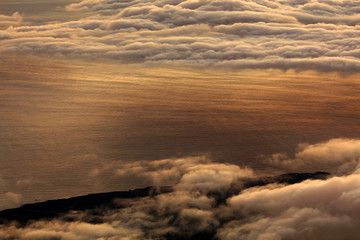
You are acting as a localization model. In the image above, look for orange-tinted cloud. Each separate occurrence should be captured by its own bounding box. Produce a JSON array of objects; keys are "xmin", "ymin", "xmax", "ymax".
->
[
  {"xmin": 1, "ymin": 0, "xmax": 360, "ymax": 72},
  {"xmin": 2, "ymin": 138, "xmax": 360, "ymax": 239}
]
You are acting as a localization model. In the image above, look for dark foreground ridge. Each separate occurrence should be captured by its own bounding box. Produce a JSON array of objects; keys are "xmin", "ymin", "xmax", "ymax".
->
[
  {"xmin": 0, "ymin": 172, "xmax": 329, "ymax": 225},
  {"xmin": 248, "ymin": 171, "xmax": 330, "ymax": 187},
  {"xmin": 0, "ymin": 186, "xmax": 171, "ymax": 225}
]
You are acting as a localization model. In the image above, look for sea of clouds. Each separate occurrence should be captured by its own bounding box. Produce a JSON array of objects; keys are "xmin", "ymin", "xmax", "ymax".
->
[
  {"xmin": 1, "ymin": 0, "xmax": 360, "ymax": 72},
  {"xmin": 1, "ymin": 138, "xmax": 360, "ymax": 239}
]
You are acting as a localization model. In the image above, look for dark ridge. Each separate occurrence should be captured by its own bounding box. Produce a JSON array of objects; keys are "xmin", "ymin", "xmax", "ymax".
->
[
  {"xmin": 0, "ymin": 172, "xmax": 329, "ymax": 225},
  {"xmin": 164, "ymin": 230, "xmax": 218, "ymax": 240},
  {"xmin": 242, "ymin": 171, "xmax": 329, "ymax": 189},
  {"xmin": 247, "ymin": 171, "xmax": 330, "ymax": 188},
  {"xmin": 276, "ymin": 171, "xmax": 330, "ymax": 184},
  {"xmin": 210, "ymin": 171, "xmax": 330, "ymax": 205},
  {"xmin": 0, "ymin": 186, "xmax": 172, "ymax": 225}
]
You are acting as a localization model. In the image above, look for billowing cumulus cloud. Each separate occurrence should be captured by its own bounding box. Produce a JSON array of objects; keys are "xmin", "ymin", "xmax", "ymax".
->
[
  {"xmin": 2, "ymin": 138, "xmax": 360, "ymax": 239},
  {"xmin": 88, "ymin": 156, "xmax": 255, "ymax": 194},
  {"xmin": 217, "ymin": 207, "xmax": 358, "ymax": 240},
  {"xmin": 264, "ymin": 138, "xmax": 360, "ymax": 175},
  {"xmin": 1, "ymin": 0, "xmax": 360, "ymax": 72}
]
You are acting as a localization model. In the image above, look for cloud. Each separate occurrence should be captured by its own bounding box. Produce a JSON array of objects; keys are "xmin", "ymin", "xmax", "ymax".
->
[
  {"xmin": 88, "ymin": 155, "xmax": 254, "ymax": 193},
  {"xmin": 221, "ymin": 173, "xmax": 360, "ymax": 239},
  {"xmin": 0, "ymin": 180, "xmax": 24, "ymax": 210},
  {"xmin": 4, "ymin": 192, "xmax": 22, "ymax": 206},
  {"xmin": 1, "ymin": 0, "xmax": 360, "ymax": 72},
  {"xmin": 0, "ymin": 220, "xmax": 142, "ymax": 240},
  {"xmin": 228, "ymin": 174, "xmax": 360, "ymax": 216},
  {"xmin": 2, "ymin": 138, "xmax": 360, "ymax": 239},
  {"xmin": 217, "ymin": 207, "xmax": 357, "ymax": 240},
  {"xmin": 0, "ymin": 12, "xmax": 23, "ymax": 28},
  {"xmin": 264, "ymin": 138, "xmax": 360, "ymax": 175}
]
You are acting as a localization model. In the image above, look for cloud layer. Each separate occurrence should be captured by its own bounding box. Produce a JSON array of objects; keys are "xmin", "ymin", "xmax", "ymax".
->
[
  {"xmin": 2, "ymin": 138, "xmax": 360, "ymax": 239},
  {"xmin": 1, "ymin": 0, "xmax": 360, "ymax": 72},
  {"xmin": 0, "ymin": 12, "xmax": 22, "ymax": 29}
]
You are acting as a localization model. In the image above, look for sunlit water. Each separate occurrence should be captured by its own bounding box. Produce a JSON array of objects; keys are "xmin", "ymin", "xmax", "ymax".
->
[{"xmin": 1, "ymin": 56, "xmax": 360, "ymax": 209}]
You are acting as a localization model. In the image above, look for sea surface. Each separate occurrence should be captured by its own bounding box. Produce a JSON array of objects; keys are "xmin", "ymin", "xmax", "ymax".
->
[{"xmin": 1, "ymin": 56, "xmax": 360, "ymax": 209}]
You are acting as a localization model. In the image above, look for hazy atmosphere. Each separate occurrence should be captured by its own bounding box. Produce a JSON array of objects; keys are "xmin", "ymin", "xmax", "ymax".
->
[{"xmin": 1, "ymin": 0, "xmax": 360, "ymax": 239}]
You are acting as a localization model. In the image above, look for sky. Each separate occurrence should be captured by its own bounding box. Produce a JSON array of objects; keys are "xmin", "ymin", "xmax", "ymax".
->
[{"xmin": 1, "ymin": 0, "xmax": 360, "ymax": 239}]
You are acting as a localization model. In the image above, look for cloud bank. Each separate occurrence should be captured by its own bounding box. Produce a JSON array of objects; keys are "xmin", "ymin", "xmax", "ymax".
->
[
  {"xmin": 2, "ymin": 138, "xmax": 360, "ymax": 239},
  {"xmin": 1, "ymin": 0, "xmax": 360, "ymax": 72},
  {"xmin": 0, "ymin": 12, "xmax": 22, "ymax": 29},
  {"xmin": 264, "ymin": 138, "xmax": 360, "ymax": 175}
]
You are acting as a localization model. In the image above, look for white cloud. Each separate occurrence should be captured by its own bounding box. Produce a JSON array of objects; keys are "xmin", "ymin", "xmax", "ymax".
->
[
  {"xmin": 89, "ymin": 155, "xmax": 254, "ymax": 193},
  {"xmin": 217, "ymin": 207, "xmax": 356, "ymax": 240},
  {"xmin": 264, "ymin": 138, "xmax": 360, "ymax": 175}
]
